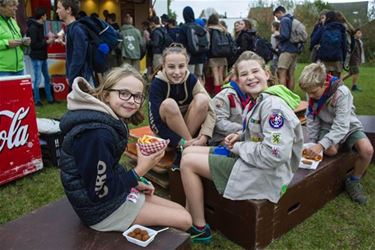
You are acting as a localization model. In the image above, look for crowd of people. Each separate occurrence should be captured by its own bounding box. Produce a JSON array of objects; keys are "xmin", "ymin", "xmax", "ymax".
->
[{"xmin": 0, "ymin": 0, "xmax": 372, "ymax": 245}]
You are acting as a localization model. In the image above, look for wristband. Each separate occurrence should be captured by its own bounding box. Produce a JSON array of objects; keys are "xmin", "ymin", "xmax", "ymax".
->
[{"xmin": 132, "ymin": 169, "xmax": 140, "ymax": 181}]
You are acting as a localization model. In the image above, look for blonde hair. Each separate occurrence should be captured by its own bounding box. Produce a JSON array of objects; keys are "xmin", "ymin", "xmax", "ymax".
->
[
  {"xmin": 92, "ymin": 65, "xmax": 145, "ymax": 125},
  {"xmin": 0, "ymin": 0, "xmax": 18, "ymax": 7},
  {"xmin": 299, "ymin": 63, "xmax": 326, "ymax": 91}
]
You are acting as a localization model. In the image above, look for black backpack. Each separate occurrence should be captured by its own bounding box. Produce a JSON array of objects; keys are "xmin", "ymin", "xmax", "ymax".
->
[
  {"xmin": 209, "ymin": 29, "xmax": 232, "ymax": 58},
  {"xmin": 155, "ymin": 27, "xmax": 173, "ymax": 50},
  {"xmin": 185, "ymin": 23, "xmax": 209, "ymax": 55},
  {"xmin": 78, "ymin": 16, "xmax": 120, "ymax": 74},
  {"xmin": 253, "ymin": 36, "xmax": 275, "ymax": 63}
]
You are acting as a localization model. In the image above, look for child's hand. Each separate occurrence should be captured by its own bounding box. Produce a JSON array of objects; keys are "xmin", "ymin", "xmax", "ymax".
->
[
  {"xmin": 192, "ymin": 135, "xmax": 208, "ymax": 146},
  {"xmin": 225, "ymin": 133, "xmax": 240, "ymax": 149},
  {"xmin": 136, "ymin": 181, "xmax": 155, "ymax": 195},
  {"xmin": 305, "ymin": 144, "xmax": 323, "ymax": 158},
  {"xmin": 8, "ymin": 39, "xmax": 22, "ymax": 48},
  {"xmin": 135, "ymin": 144, "xmax": 166, "ymax": 175}
]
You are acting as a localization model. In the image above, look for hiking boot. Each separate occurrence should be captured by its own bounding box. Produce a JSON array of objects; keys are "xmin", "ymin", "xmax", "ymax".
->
[
  {"xmin": 35, "ymin": 101, "xmax": 43, "ymax": 107},
  {"xmin": 351, "ymin": 85, "xmax": 362, "ymax": 92},
  {"xmin": 345, "ymin": 177, "xmax": 368, "ymax": 205},
  {"xmin": 189, "ymin": 224, "xmax": 212, "ymax": 244}
]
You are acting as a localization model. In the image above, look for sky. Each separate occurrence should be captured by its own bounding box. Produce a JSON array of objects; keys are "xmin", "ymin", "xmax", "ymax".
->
[{"xmin": 170, "ymin": 0, "xmax": 371, "ymax": 23}]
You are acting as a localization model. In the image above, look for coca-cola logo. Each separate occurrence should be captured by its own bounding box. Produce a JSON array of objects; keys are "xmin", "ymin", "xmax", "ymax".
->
[
  {"xmin": 0, "ymin": 107, "xmax": 30, "ymax": 152},
  {"xmin": 53, "ymin": 81, "xmax": 66, "ymax": 92}
]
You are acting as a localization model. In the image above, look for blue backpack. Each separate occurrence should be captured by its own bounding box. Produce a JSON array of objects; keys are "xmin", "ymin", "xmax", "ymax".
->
[
  {"xmin": 78, "ymin": 16, "xmax": 120, "ymax": 74},
  {"xmin": 319, "ymin": 27, "xmax": 344, "ymax": 61}
]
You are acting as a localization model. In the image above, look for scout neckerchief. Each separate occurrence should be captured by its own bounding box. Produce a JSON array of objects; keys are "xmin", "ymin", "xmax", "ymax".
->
[
  {"xmin": 242, "ymin": 98, "xmax": 257, "ymax": 131},
  {"xmin": 308, "ymin": 74, "xmax": 342, "ymax": 118},
  {"xmin": 229, "ymin": 81, "xmax": 250, "ymax": 109}
]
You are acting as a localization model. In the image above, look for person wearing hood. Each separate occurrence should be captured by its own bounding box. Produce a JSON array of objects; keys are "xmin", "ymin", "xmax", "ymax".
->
[
  {"xmin": 0, "ymin": 0, "xmax": 31, "ymax": 76},
  {"xmin": 59, "ymin": 65, "xmax": 192, "ymax": 233},
  {"xmin": 310, "ymin": 10, "xmax": 347, "ymax": 78},
  {"xmin": 299, "ymin": 63, "xmax": 373, "ymax": 205},
  {"xmin": 148, "ymin": 43, "xmax": 215, "ymax": 169},
  {"xmin": 120, "ymin": 14, "xmax": 144, "ymax": 71},
  {"xmin": 180, "ymin": 51, "xmax": 303, "ymax": 243},
  {"xmin": 27, "ymin": 8, "xmax": 55, "ymax": 106},
  {"xmin": 178, "ymin": 6, "xmax": 207, "ymax": 84}
]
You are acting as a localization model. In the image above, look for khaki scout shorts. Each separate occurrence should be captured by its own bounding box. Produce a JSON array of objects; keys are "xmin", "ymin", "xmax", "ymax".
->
[{"xmin": 277, "ymin": 52, "xmax": 298, "ymax": 70}]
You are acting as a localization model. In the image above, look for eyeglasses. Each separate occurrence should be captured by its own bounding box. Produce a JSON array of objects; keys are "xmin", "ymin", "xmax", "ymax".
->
[{"xmin": 107, "ymin": 89, "xmax": 144, "ymax": 104}]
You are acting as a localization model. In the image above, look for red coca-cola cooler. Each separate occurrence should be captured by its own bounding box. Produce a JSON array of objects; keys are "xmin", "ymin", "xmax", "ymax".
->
[{"xmin": 0, "ymin": 75, "xmax": 43, "ymax": 186}]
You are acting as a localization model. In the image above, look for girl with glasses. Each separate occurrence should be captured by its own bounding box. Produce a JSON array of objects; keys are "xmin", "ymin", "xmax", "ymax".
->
[
  {"xmin": 148, "ymin": 43, "xmax": 216, "ymax": 168},
  {"xmin": 59, "ymin": 65, "xmax": 192, "ymax": 233}
]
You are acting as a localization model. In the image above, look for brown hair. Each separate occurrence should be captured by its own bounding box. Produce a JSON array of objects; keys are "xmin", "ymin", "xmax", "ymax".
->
[
  {"xmin": 58, "ymin": 0, "xmax": 80, "ymax": 17},
  {"xmin": 123, "ymin": 14, "xmax": 133, "ymax": 25},
  {"xmin": 92, "ymin": 65, "xmax": 145, "ymax": 125}
]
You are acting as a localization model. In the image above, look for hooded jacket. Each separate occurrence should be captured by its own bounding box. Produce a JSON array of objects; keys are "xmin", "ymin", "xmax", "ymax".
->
[
  {"xmin": 59, "ymin": 77, "xmax": 139, "ymax": 226},
  {"xmin": 224, "ymin": 85, "xmax": 303, "ymax": 203},
  {"xmin": 178, "ymin": 6, "xmax": 206, "ymax": 64},
  {"xmin": 0, "ymin": 15, "xmax": 24, "ymax": 72},
  {"xmin": 148, "ymin": 70, "xmax": 216, "ymax": 147}
]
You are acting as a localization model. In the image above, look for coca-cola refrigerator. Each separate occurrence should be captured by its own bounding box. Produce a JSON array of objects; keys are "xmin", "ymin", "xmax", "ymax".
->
[{"xmin": 0, "ymin": 75, "xmax": 43, "ymax": 186}]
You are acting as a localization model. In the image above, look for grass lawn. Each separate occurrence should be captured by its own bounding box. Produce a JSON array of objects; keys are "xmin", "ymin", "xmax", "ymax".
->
[{"xmin": 0, "ymin": 64, "xmax": 374, "ymax": 249}]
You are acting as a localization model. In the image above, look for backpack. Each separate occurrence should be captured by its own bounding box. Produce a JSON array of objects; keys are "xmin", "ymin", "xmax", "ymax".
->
[
  {"xmin": 78, "ymin": 16, "xmax": 120, "ymax": 73},
  {"xmin": 290, "ymin": 18, "xmax": 308, "ymax": 44},
  {"xmin": 185, "ymin": 23, "xmax": 209, "ymax": 55},
  {"xmin": 155, "ymin": 27, "xmax": 173, "ymax": 50},
  {"xmin": 319, "ymin": 27, "xmax": 344, "ymax": 61},
  {"xmin": 209, "ymin": 29, "xmax": 231, "ymax": 58},
  {"xmin": 253, "ymin": 36, "xmax": 275, "ymax": 63}
]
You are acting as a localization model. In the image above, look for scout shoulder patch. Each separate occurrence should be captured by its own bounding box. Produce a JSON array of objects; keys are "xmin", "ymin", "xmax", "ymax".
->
[{"xmin": 269, "ymin": 112, "xmax": 284, "ymax": 129}]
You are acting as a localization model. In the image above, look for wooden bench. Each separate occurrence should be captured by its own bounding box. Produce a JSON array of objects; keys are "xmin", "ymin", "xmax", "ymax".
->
[
  {"xmin": 0, "ymin": 197, "xmax": 191, "ymax": 250},
  {"xmin": 169, "ymin": 148, "xmax": 357, "ymax": 249},
  {"xmin": 358, "ymin": 115, "xmax": 375, "ymax": 163}
]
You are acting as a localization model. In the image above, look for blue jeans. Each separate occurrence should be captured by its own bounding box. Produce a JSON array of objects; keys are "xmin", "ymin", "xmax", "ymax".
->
[
  {"xmin": 0, "ymin": 70, "xmax": 24, "ymax": 76},
  {"xmin": 31, "ymin": 59, "xmax": 53, "ymax": 102}
]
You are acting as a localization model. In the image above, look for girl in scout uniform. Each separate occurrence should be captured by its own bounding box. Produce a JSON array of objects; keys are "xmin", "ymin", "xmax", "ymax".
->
[
  {"xmin": 180, "ymin": 51, "xmax": 303, "ymax": 243},
  {"xmin": 208, "ymin": 79, "xmax": 250, "ymax": 146}
]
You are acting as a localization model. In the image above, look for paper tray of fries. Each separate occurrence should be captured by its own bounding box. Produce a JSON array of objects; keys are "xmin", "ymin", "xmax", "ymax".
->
[
  {"xmin": 299, "ymin": 143, "xmax": 323, "ymax": 170},
  {"xmin": 137, "ymin": 135, "xmax": 169, "ymax": 156}
]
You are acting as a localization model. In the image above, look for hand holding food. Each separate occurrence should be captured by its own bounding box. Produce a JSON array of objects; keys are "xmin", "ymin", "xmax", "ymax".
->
[
  {"xmin": 137, "ymin": 135, "xmax": 169, "ymax": 156},
  {"xmin": 302, "ymin": 146, "xmax": 323, "ymax": 161}
]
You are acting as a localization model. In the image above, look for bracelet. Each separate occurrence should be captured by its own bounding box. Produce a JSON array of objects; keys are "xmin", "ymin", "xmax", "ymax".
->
[{"xmin": 132, "ymin": 169, "xmax": 140, "ymax": 181}]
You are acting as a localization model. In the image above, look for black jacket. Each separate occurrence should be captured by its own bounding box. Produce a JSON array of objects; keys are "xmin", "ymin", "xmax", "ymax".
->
[
  {"xmin": 27, "ymin": 19, "xmax": 48, "ymax": 60},
  {"xmin": 235, "ymin": 29, "xmax": 256, "ymax": 56}
]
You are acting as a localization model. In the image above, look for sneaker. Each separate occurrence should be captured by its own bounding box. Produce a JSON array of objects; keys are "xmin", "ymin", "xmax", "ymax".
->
[
  {"xmin": 35, "ymin": 101, "xmax": 43, "ymax": 107},
  {"xmin": 189, "ymin": 224, "xmax": 212, "ymax": 244},
  {"xmin": 171, "ymin": 150, "xmax": 182, "ymax": 171},
  {"xmin": 351, "ymin": 85, "xmax": 362, "ymax": 92},
  {"xmin": 345, "ymin": 177, "xmax": 368, "ymax": 205}
]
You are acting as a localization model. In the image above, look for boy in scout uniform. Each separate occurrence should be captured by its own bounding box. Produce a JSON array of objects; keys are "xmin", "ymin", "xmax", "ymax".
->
[{"xmin": 299, "ymin": 63, "xmax": 373, "ymax": 205}]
